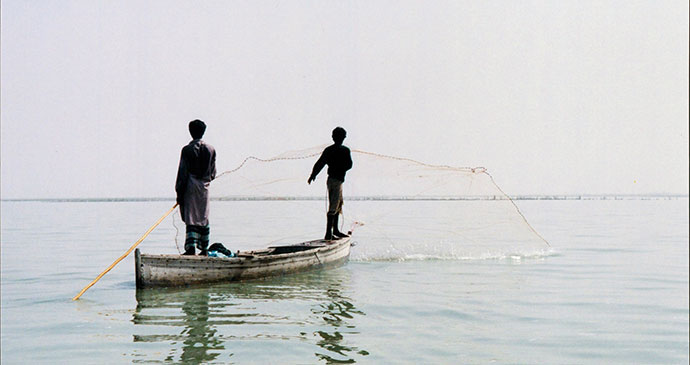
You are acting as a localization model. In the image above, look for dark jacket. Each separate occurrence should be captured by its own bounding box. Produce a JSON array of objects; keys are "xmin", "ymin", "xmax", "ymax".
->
[
  {"xmin": 310, "ymin": 144, "xmax": 353, "ymax": 182},
  {"xmin": 175, "ymin": 139, "xmax": 216, "ymax": 225}
]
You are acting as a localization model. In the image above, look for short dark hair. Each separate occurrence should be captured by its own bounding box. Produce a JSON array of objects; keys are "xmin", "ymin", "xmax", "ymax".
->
[
  {"xmin": 332, "ymin": 127, "xmax": 346, "ymax": 142},
  {"xmin": 189, "ymin": 119, "xmax": 206, "ymax": 139}
]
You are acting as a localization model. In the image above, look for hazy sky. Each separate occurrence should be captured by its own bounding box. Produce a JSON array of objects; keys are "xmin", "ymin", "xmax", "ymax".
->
[{"xmin": 1, "ymin": 0, "xmax": 688, "ymax": 199}]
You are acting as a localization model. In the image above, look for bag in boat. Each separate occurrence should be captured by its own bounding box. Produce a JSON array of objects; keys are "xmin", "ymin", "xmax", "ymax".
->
[{"xmin": 208, "ymin": 242, "xmax": 235, "ymax": 258}]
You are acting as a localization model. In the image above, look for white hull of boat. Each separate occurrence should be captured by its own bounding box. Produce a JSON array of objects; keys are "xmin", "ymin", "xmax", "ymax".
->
[{"xmin": 135, "ymin": 237, "xmax": 351, "ymax": 288}]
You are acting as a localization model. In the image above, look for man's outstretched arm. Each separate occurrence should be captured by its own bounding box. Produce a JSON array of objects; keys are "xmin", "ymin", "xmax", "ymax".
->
[{"xmin": 308, "ymin": 150, "xmax": 328, "ymax": 184}]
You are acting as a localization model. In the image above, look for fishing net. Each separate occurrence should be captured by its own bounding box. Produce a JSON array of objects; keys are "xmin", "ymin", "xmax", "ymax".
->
[{"xmin": 172, "ymin": 146, "xmax": 550, "ymax": 261}]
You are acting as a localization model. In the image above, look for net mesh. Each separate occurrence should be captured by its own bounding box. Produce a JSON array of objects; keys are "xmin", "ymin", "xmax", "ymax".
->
[{"xmin": 173, "ymin": 146, "xmax": 551, "ymax": 261}]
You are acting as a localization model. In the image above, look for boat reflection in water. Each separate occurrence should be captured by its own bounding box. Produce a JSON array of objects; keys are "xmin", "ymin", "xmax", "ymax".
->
[{"xmin": 132, "ymin": 266, "xmax": 368, "ymax": 363}]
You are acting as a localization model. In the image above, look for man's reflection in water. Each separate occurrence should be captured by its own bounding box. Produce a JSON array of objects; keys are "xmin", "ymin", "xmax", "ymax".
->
[
  {"xmin": 133, "ymin": 289, "xmax": 225, "ymax": 363},
  {"xmin": 310, "ymin": 279, "xmax": 369, "ymax": 363},
  {"xmin": 132, "ymin": 266, "xmax": 368, "ymax": 363},
  {"xmin": 180, "ymin": 291, "xmax": 224, "ymax": 363}
]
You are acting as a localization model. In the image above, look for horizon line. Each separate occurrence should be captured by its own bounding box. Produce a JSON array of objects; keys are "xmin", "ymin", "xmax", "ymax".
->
[{"xmin": 1, "ymin": 194, "xmax": 688, "ymax": 203}]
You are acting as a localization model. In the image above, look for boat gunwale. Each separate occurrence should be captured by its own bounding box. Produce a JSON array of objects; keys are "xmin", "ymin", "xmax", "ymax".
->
[{"xmin": 139, "ymin": 237, "xmax": 350, "ymax": 264}]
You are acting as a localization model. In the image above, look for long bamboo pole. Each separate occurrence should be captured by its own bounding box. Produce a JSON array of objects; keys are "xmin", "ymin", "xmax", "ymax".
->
[{"xmin": 72, "ymin": 203, "xmax": 178, "ymax": 300}]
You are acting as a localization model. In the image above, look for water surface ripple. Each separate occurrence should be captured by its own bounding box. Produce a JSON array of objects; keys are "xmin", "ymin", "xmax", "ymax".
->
[{"xmin": 1, "ymin": 199, "xmax": 688, "ymax": 363}]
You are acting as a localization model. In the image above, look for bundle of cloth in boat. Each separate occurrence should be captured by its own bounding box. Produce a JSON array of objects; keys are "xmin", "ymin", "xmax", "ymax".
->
[{"xmin": 207, "ymin": 243, "xmax": 236, "ymax": 258}]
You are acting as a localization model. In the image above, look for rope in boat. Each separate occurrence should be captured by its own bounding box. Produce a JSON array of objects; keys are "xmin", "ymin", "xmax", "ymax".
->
[
  {"xmin": 72, "ymin": 203, "xmax": 178, "ymax": 300},
  {"xmin": 172, "ymin": 208, "xmax": 183, "ymax": 254}
]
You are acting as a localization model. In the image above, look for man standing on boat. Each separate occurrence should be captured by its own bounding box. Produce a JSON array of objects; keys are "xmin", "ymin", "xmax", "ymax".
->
[
  {"xmin": 176, "ymin": 119, "xmax": 216, "ymax": 256},
  {"xmin": 307, "ymin": 127, "xmax": 352, "ymax": 240}
]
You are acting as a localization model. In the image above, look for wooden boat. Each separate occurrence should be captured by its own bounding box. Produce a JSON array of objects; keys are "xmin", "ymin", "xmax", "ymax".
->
[{"xmin": 134, "ymin": 237, "xmax": 351, "ymax": 288}]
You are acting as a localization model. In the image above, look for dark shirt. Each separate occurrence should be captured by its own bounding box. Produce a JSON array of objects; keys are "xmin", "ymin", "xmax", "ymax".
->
[
  {"xmin": 176, "ymin": 139, "xmax": 216, "ymax": 209},
  {"xmin": 310, "ymin": 144, "xmax": 353, "ymax": 182},
  {"xmin": 178, "ymin": 139, "xmax": 216, "ymax": 182}
]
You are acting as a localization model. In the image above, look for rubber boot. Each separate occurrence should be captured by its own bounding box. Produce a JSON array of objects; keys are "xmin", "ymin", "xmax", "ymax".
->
[
  {"xmin": 198, "ymin": 240, "xmax": 208, "ymax": 256},
  {"xmin": 324, "ymin": 214, "xmax": 334, "ymax": 240},
  {"xmin": 332, "ymin": 214, "xmax": 349, "ymax": 238},
  {"xmin": 183, "ymin": 247, "xmax": 195, "ymax": 256}
]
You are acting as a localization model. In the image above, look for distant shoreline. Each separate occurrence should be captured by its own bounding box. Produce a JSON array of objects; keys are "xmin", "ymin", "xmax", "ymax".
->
[{"xmin": 2, "ymin": 194, "xmax": 687, "ymax": 202}]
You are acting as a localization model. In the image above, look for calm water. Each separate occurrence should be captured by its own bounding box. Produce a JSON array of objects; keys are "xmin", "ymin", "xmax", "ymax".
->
[{"xmin": 1, "ymin": 199, "xmax": 688, "ymax": 364}]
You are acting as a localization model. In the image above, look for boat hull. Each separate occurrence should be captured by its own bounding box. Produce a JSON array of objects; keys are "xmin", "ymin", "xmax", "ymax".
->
[{"xmin": 135, "ymin": 237, "xmax": 351, "ymax": 288}]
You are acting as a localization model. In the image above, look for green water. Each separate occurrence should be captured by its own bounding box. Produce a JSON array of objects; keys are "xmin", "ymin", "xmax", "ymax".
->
[{"xmin": 1, "ymin": 200, "xmax": 688, "ymax": 363}]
